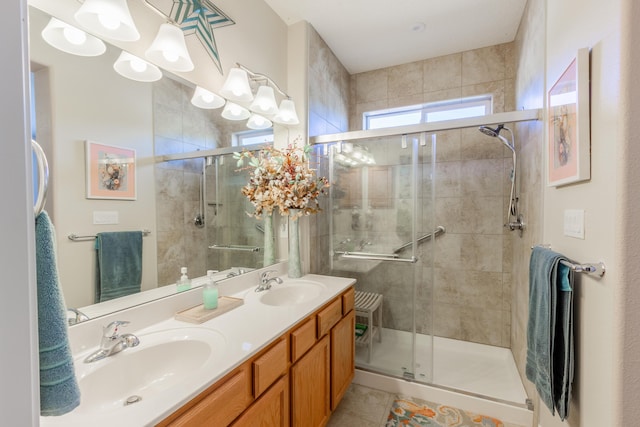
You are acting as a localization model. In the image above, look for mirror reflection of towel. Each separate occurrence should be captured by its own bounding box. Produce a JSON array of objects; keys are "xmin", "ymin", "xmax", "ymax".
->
[{"xmin": 95, "ymin": 231, "xmax": 143, "ymax": 303}]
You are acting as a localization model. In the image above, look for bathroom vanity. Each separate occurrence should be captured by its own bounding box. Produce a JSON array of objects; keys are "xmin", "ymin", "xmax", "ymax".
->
[{"xmin": 41, "ymin": 270, "xmax": 355, "ymax": 427}]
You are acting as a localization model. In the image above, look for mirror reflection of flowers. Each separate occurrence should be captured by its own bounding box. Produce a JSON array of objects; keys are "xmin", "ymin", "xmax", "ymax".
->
[{"xmin": 234, "ymin": 141, "xmax": 329, "ymax": 220}]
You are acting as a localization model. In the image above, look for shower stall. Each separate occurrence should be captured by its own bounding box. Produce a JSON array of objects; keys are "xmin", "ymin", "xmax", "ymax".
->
[{"xmin": 311, "ymin": 113, "xmax": 536, "ymax": 407}]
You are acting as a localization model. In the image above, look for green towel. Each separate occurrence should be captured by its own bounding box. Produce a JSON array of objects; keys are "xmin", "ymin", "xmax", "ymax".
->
[
  {"xmin": 36, "ymin": 211, "xmax": 80, "ymax": 416},
  {"xmin": 95, "ymin": 231, "xmax": 143, "ymax": 303}
]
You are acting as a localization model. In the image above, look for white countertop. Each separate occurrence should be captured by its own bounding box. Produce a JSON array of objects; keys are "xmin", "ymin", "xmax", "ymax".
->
[{"xmin": 41, "ymin": 272, "xmax": 355, "ymax": 427}]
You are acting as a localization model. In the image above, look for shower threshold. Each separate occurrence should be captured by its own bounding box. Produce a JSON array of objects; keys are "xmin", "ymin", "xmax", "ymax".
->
[{"xmin": 354, "ymin": 328, "xmax": 528, "ymax": 405}]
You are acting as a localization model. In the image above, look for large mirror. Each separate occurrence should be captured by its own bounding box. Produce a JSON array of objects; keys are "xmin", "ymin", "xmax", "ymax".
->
[{"xmin": 28, "ymin": 5, "xmax": 285, "ymax": 321}]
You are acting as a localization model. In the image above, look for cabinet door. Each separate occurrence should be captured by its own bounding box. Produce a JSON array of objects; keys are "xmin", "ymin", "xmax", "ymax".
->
[
  {"xmin": 291, "ymin": 335, "xmax": 330, "ymax": 427},
  {"xmin": 331, "ymin": 310, "xmax": 355, "ymax": 410},
  {"xmin": 232, "ymin": 375, "xmax": 289, "ymax": 427}
]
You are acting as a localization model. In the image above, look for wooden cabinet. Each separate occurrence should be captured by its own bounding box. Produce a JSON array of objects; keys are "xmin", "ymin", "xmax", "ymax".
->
[
  {"xmin": 158, "ymin": 285, "xmax": 355, "ymax": 427},
  {"xmin": 158, "ymin": 364, "xmax": 252, "ymax": 427},
  {"xmin": 233, "ymin": 375, "xmax": 289, "ymax": 427},
  {"xmin": 291, "ymin": 335, "xmax": 331, "ymax": 427},
  {"xmin": 331, "ymin": 310, "xmax": 355, "ymax": 410}
]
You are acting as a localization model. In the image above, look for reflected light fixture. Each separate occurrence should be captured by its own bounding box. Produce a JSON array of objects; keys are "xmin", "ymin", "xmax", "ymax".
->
[
  {"xmin": 250, "ymin": 86, "xmax": 279, "ymax": 116},
  {"xmin": 145, "ymin": 22, "xmax": 194, "ymax": 72},
  {"xmin": 191, "ymin": 86, "xmax": 225, "ymax": 109},
  {"xmin": 273, "ymin": 99, "xmax": 300, "ymax": 125},
  {"xmin": 74, "ymin": 0, "xmax": 140, "ymax": 41},
  {"xmin": 219, "ymin": 67, "xmax": 253, "ymax": 103},
  {"xmin": 41, "ymin": 17, "xmax": 106, "ymax": 57},
  {"xmin": 221, "ymin": 101, "xmax": 251, "ymax": 120},
  {"xmin": 113, "ymin": 51, "xmax": 162, "ymax": 82},
  {"xmin": 247, "ymin": 114, "xmax": 272, "ymax": 130}
]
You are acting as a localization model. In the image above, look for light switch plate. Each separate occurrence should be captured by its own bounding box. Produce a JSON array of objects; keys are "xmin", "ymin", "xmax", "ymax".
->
[
  {"xmin": 93, "ymin": 211, "xmax": 119, "ymax": 225},
  {"xmin": 564, "ymin": 209, "xmax": 584, "ymax": 239}
]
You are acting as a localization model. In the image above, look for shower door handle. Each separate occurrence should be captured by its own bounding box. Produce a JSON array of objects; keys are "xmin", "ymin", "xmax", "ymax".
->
[{"xmin": 336, "ymin": 251, "xmax": 418, "ymax": 263}]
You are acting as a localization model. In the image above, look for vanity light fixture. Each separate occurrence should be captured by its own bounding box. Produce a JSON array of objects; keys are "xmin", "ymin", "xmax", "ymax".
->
[
  {"xmin": 41, "ymin": 17, "xmax": 106, "ymax": 57},
  {"xmin": 74, "ymin": 0, "xmax": 140, "ymax": 42},
  {"xmin": 246, "ymin": 113, "xmax": 273, "ymax": 130},
  {"xmin": 273, "ymin": 99, "xmax": 300, "ymax": 125},
  {"xmin": 191, "ymin": 86, "xmax": 226, "ymax": 109},
  {"xmin": 113, "ymin": 51, "xmax": 162, "ymax": 82},
  {"xmin": 221, "ymin": 101, "xmax": 251, "ymax": 120},
  {"xmin": 219, "ymin": 67, "xmax": 254, "ymax": 103},
  {"xmin": 145, "ymin": 22, "xmax": 194, "ymax": 72},
  {"xmin": 250, "ymin": 86, "xmax": 279, "ymax": 116}
]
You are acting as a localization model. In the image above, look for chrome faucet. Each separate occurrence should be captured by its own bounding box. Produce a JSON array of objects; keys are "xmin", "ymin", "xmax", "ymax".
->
[
  {"xmin": 256, "ymin": 270, "xmax": 283, "ymax": 292},
  {"xmin": 67, "ymin": 308, "xmax": 89, "ymax": 326},
  {"xmin": 84, "ymin": 320, "xmax": 140, "ymax": 363}
]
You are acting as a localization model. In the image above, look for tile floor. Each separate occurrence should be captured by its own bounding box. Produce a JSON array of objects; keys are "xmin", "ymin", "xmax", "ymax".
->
[
  {"xmin": 328, "ymin": 383, "xmax": 395, "ymax": 427},
  {"xmin": 327, "ymin": 383, "xmax": 528, "ymax": 427}
]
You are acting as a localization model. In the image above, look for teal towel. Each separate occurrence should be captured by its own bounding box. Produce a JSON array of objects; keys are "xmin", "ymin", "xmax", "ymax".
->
[
  {"xmin": 36, "ymin": 211, "xmax": 80, "ymax": 416},
  {"xmin": 95, "ymin": 231, "xmax": 143, "ymax": 303},
  {"xmin": 526, "ymin": 246, "xmax": 574, "ymax": 420}
]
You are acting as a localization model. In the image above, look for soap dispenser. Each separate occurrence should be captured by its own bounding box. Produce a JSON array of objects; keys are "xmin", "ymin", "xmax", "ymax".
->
[
  {"xmin": 176, "ymin": 267, "xmax": 191, "ymax": 292},
  {"xmin": 203, "ymin": 270, "xmax": 219, "ymax": 310}
]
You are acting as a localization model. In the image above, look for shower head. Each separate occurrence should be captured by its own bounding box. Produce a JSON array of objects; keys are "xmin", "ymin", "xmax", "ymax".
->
[
  {"xmin": 478, "ymin": 124, "xmax": 504, "ymax": 138},
  {"xmin": 478, "ymin": 124, "xmax": 514, "ymax": 152}
]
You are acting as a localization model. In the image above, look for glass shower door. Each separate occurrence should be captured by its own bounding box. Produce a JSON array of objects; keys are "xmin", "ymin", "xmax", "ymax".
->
[{"xmin": 328, "ymin": 133, "xmax": 434, "ymax": 381}]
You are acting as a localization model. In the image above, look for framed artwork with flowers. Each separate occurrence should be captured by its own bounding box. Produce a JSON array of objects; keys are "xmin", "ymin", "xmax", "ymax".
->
[
  {"xmin": 85, "ymin": 140, "xmax": 136, "ymax": 200},
  {"xmin": 547, "ymin": 47, "xmax": 591, "ymax": 187}
]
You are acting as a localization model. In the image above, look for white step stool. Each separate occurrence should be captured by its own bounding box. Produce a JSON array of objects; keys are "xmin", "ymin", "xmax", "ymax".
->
[{"xmin": 354, "ymin": 291, "xmax": 383, "ymax": 363}]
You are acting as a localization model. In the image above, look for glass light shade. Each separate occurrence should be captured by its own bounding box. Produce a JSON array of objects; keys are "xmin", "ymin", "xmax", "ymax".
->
[
  {"xmin": 219, "ymin": 68, "xmax": 253, "ymax": 103},
  {"xmin": 249, "ymin": 86, "xmax": 279, "ymax": 115},
  {"xmin": 113, "ymin": 51, "xmax": 162, "ymax": 82},
  {"xmin": 221, "ymin": 101, "xmax": 250, "ymax": 120},
  {"xmin": 191, "ymin": 86, "xmax": 225, "ymax": 109},
  {"xmin": 247, "ymin": 114, "xmax": 273, "ymax": 130},
  {"xmin": 145, "ymin": 23, "xmax": 194, "ymax": 72},
  {"xmin": 273, "ymin": 99, "xmax": 300, "ymax": 125},
  {"xmin": 74, "ymin": 0, "xmax": 140, "ymax": 41},
  {"xmin": 41, "ymin": 18, "xmax": 106, "ymax": 57}
]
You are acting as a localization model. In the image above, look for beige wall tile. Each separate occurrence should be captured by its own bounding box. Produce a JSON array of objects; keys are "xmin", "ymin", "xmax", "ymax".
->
[
  {"xmin": 462, "ymin": 44, "xmax": 506, "ymax": 86},
  {"xmin": 462, "ymin": 80, "xmax": 505, "ymax": 113},
  {"xmin": 460, "ymin": 234, "xmax": 503, "ymax": 272},
  {"xmin": 356, "ymin": 69, "xmax": 388, "ymax": 104},
  {"xmin": 389, "ymin": 61, "xmax": 424, "ymax": 99},
  {"xmin": 424, "ymin": 53, "xmax": 462, "ymax": 92},
  {"xmin": 460, "ymin": 158, "xmax": 504, "ymax": 197}
]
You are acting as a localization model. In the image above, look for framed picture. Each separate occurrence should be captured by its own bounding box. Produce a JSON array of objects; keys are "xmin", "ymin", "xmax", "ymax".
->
[
  {"xmin": 547, "ymin": 47, "xmax": 591, "ymax": 187},
  {"xmin": 85, "ymin": 140, "xmax": 136, "ymax": 200}
]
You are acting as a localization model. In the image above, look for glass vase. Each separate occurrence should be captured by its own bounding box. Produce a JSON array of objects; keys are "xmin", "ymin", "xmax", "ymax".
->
[
  {"xmin": 263, "ymin": 213, "xmax": 275, "ymax": 267},
  {"xmin": 288, "ymin": 209, "xmax": 302, "ymax": 278}
]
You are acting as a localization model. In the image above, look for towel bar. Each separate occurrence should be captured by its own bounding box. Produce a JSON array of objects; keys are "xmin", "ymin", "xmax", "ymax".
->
[
  {"xmin": 532, "ymin": 244, "xmax": 606, "ymax": 277},
  {"xmin": 68, "ymin": 229, "xmax": 151, "ymax": 241}
]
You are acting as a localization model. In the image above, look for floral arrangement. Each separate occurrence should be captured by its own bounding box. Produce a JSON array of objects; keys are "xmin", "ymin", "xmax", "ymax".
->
[{"xmin": 234, "ymin": 143, "xmax": 329, "ymax": 219}]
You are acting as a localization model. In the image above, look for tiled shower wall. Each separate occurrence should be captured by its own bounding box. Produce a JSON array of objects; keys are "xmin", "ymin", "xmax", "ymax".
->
[
  {"xmin": 307, "ymin": 25, "xmax": 350, "ymax": 275},
  {"xmin": 342, "ymin": 43, "xmax": 517, "ymax": 347},
  {"xmin": 153, "ymin": 78, "xmax": 231, "ymax": 286}
]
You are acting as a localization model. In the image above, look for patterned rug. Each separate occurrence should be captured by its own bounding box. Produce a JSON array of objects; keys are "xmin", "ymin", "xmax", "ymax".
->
[{"xmin": 386, "ymin": 396, "xmax": 507, "ymax": 427}]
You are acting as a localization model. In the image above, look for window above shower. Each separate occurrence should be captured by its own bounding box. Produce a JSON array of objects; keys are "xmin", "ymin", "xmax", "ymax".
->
[{"xmin": 363, "ymin": 95, "xmax": 493, "ymax": 130}]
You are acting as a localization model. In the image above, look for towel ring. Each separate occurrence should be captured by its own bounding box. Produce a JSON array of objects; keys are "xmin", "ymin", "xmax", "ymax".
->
[{"xmin": 32, "ymin": 140, "xmax": 49, "ymax": 217}]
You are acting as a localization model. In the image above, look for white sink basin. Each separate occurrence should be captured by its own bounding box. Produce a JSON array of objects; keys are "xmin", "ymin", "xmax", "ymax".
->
[
  {"xmin": 258, "ymin": 279, "xmax": 326, "ymax": 306},
  {"xmin": 73, "ymin": 327, "xmax": 225, "ymax": 415}
]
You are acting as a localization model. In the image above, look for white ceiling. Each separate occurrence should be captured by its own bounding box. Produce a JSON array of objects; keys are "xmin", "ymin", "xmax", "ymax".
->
[{"xmin": 263, "ymin": 0, "xmax": 527, "ymax": 74}]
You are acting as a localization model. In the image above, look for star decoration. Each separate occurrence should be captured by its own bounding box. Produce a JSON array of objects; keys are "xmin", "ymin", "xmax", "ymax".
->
[{"xmin": 170, "ymin": 0, "xmax": 235, "ymax": 73}]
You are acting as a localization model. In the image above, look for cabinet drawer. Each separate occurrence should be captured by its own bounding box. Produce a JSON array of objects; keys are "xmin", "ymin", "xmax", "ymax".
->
[
  {"xmin": 291, "ymin": 317, "xmax": 317, "ymax": 363},
  {"xmin": 342, "ymin": 287, "xmax": 355, "ymax": 314},
  {"xmin": 163, "ymin": 364, "xmax": 252, "ymax": 426},
  {"xmin": 253, "ymin": 338, "xmax": 288, "ymax": 398},
  {"xmin": 317, "ymin": 298, "xmax": 342, "ymax": 338}
]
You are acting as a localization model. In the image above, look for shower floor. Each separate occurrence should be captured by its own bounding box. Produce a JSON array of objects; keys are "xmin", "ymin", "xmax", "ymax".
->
[{"xmin": 355, "ymin": 328, "xmax": 528, "ymax": 405}]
